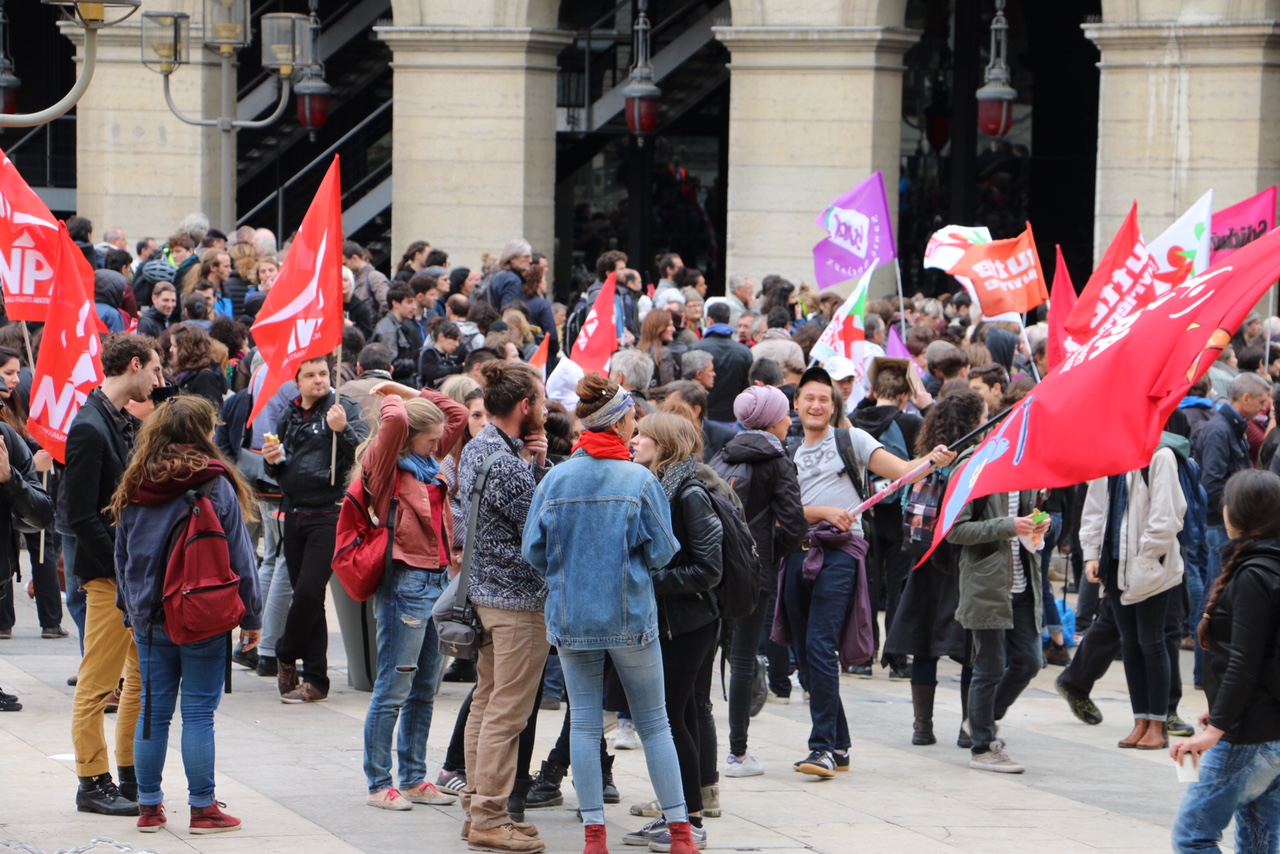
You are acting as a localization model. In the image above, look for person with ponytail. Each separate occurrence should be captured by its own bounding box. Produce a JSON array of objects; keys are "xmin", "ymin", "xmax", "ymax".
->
[
  {"xmin": 524, "ymin": 374, "xmax": 696, "ymax": 854},
  {"xmin": 394, "ymin": 240, "xmax": 431, "ymax": 284},
  {"xmin": 1171, "ymin": 469, "xmax": 1280, "ymax": 853}
]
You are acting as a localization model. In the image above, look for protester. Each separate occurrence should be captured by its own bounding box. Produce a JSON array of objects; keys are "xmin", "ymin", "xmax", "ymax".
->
[
  {"xmin": 168, "ymin": 323, "xmax": 229, "ymax": 407},
  {"xmin": 691, "ymin": 302, "xmax": 752, "ymax": 428}
]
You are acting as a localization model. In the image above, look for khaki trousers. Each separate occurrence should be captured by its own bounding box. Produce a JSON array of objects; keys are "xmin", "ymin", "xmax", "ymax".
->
[
  {"xmin": 71, "ymin": 578, "xmax": 141, "ymax": 777},
  {"xmin": 460, "ymin": 606, "xmax": 550, "ymax": 830}
]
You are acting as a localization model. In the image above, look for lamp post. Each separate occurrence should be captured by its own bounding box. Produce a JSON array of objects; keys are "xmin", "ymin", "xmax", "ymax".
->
[
  {"xmin": 0, "ymin": 0, "xmax": 139, "ymax": 127},
  {"xmin": 976, "ymin": 0, "xmax": 1016, "ymax": 139},
  {"xmin": 144, "ymin": 0, "xmax": 325, "ymax": 231},
  {"xmin": 624, "ymin": 0, "xmax": 660, "ymax": 283}
]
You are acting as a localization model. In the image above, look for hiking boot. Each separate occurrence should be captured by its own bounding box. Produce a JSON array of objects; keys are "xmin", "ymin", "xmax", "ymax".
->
[
  {"xmin": 367, "ymin": 788, "xmax": 413, "ymax": 811},
  {"xmin": 700, "ymin": 784, "xmax": 720, "ymax": 818},
  {"xmin": 404, "ymin": 781, "xmax": 455, "ymax": 805},
  {"xmin": 724, "ymin": 753, "xmax": 764, "ymax": 777},
  {"xmin": 795, "ymin": 750, "xmax": 836, "ymax": 778},
  {"xmin": 137, "ymin": 803, "xmax": 166, "ymax": 832},
  {"xmin": 526, "ymin": 761, "xmax": 565, "ymax": 809},
  {"xmin": 1168, "ymin": 714, "xmax": 1194, "ymax": 738},
  {"xmin": 969, "ymin": 748, "xmax": 1025, "ymax": 774},
  {"xmin": 1055, "ymin": 674, "xmax": 1103, "ymax": 726},
  {"xmin": 42, "ymin": 625, "xmax": 69, "ymax": 639},
  {"xmin": 648, "ymin": 821, "xmax": 707, "ymax": 852},
  {"xmin": 280, "ymin": 682, "xmax": 327, "ymax": 704},
  {"xmin": 437, "ymin": 768, "xmax": 467, "ymax": 796},
  {"xmin": 277, "ymin": 659, "xmax": 299, "ymax": 696},
  {"xmin": 613, "ymin": 718, "xmax": 641, "ymax": 750},
  {"xmin": 76, "ymin": 774, "xmax": 138, "ymax": 816},
  {"xmin": 256, "ymin": 655, "xmax": 277, "ymax": 678},
  {"xmin": 467, "ymin": 823, "xmax": 545, "ymax": 853},
  {"xmin": 190, "ymin": 801, "xmax": 242, "ymax": 834},
  {"xmin": 911, "ymin": 684, "xmax": 937, "ymax": 746},
  {"xmin": 624, "ymin": 817, "xmax": 667, "ymax": 846},
  {"xmin": 1045, "ymin": 640, "xmax": 1072, "ymax": 666},
  {"xmin": 602, "ymin": 754, "xmax": 621, "ymax": 804}
]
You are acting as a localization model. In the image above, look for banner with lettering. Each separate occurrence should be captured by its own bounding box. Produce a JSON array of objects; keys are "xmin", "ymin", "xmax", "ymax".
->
[
  {"xmin": 1065, "ymin": 202, "xmax": 1158, "ymax": 345},
  {"xmin": 812, "ymin": 171, "xmax": 897, "ymax": 289},
  {"xmin": 1209, "ymin": 186, "xmax": 1276, "ymax": 264},
  {"xmin": 0, "ymin": 150, "xmax": 62, "ymax": 321},
  {"xmin": 1149, "ymin": 190, "xmax": 1213, "ymax": 296},
  {"xmin": 945, "ymin": 224, "xmax": 1047, "ymax": 317}
]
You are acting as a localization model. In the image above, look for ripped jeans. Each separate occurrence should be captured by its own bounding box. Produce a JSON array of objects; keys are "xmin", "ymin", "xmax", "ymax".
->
[{"xmin": 363, "ymin": 564, "xmax": 447, "ymax": 793}]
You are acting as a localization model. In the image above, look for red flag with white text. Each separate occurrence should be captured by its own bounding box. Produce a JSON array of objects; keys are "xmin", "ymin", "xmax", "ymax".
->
[
  {"xmin": 249, "ymin": 157, "xmax": 345, "ymax": 425},
  {"xmin": 920, "ymin": 225, "xmax": 1280, "ymax": 565},
  {"xmin": 946, "ymin": 224, "xmax": 1047, "ymax": 317},
  {"xmin": 0, "ymin": 149, "xmax": 64, "ymax": 321},
  {"xmin": 570, "ymin": 272, "xmax": 618, "ymax": 376},
  {"xmin": 26, "ymin": 224, "xmax": 106, "ymax": 462},
  {"xmin": 1065, "ymin": 202, "xmax": 1158, "ymax": 344},
  {"xmin": 1045, "ymin": 245, "xmax": 1078, "ymax": 371}
]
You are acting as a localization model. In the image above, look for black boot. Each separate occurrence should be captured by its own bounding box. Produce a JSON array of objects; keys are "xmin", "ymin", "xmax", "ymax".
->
[
  {"xmin": 957, "ymin": 677, "xmax": 972, "ymax": 749},
  {"xmin": 526, "ymin": 760, "xmax": 566, "ymax": 809},
  {"xmin": 442, "ymin": 658, "xmax": 477, "ymax": 683},
  {"xmin": 76, "ymin": 773, "xmax": 138, "ymax": 816},
  {"xmin": 117, "ymin": 765, "xmax": 137, "ymax": 802},
  {"xmin": 507, "ymin": 774, "xmax": 531, "ymax": 823},
  {"xmin": 910, "ymin": 685, "xmax": 937, "ymax": 746},
  {"xmin": 255, "ymin": 655, "xmax": 277, "ymax": 678},
  {"xmin": 602, "ymin": 754, "xmax": 620, "ymax": 804}
]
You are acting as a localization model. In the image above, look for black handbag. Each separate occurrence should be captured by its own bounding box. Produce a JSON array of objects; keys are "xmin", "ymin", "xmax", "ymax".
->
[{"xmin": 432, "ymin": 451, "xmax": 504, "ymax": 660}]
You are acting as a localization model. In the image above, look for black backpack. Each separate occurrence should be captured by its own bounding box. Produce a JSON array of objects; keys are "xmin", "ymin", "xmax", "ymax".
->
[{"xmin": 681, "ymin": 478, "xmax": 760, "ymax": 622}]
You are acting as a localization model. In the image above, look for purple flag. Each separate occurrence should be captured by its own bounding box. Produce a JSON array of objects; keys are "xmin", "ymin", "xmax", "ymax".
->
[
  {"xmin": 886, "ymin": 324, "xmax": 926, "ymax": 377},
  {"xmin": 812, "ymin": 171, "xmax": 898, "ymax": 289}
]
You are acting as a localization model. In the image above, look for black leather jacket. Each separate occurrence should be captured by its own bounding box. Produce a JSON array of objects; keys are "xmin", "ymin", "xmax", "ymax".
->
[
  {"xmin": 652, "ymin": 465, "xmax": 724, "ymax": 639},
  {"xmin": 264, "ymin": 391, "xmax": 370, "ymax": 511},
  {"xmin": 1204, "ymin": 538, "xmax": 1280, "ymax": 745},
  {"xmin": 0, "ymin": 423, "xmax": 54, "ymax": 584}
]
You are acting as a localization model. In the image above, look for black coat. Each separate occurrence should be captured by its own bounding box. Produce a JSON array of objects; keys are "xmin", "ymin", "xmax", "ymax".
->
[
  {"xmin": 691, "ymin": 333, "xmax": 753, "ymax": 422},
  {"xmin": 0, "ymin": 422, "xmax": 54, "ymax": 585},
  {"xmin": 652, "ymin": 467, "xmax": 723, "ymax": 639},
  {"xmin": 344, "ymin": 297, "xmax": 376, "ymax": 341},
  {"xmin": 136, "ymin": 307, "xmax": 169, "ymax": 340},
  {"xmin": 65, "ymin": 392, "xmax": 137, "ymax": 582},
  {"xmin": 701, "ymin": 420, "xmax": 736, "ymax": 463},
  {"xmin": 1195, "ymin": 405, "xmax": 1252, "ymax": 524},
  {"xmin": 264, "ymin": 390, "xmax": 370, "ymax": 511},
  {"xmin": 177, "ymin": 363, "xmax": 228, "ymax": 409},
  {"xmin": 419, "ymin": 346, "xmax": 463, "ymax": 389},
  {"xmin": 223, "ymin": 272, "xmax": 252, "ymax": 319}
]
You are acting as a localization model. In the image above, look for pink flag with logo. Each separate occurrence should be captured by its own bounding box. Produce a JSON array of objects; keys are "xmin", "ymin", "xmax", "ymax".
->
[
  {"xmin": 812, "ymin": 171, "xmax": 897, "ymax": 289},
  {"xmin": 1210, "ymin": 186, "xmax": 1276, "ymax": 264}
]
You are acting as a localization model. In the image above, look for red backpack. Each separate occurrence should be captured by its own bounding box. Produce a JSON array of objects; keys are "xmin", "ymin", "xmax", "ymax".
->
[{"xmin": 332, "ymin": 474, "xmax": 400, "ymax": 602}]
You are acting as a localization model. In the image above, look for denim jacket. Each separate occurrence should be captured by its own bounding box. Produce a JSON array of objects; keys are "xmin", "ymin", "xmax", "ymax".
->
[{"xmin": 523, "ymin": 451, "xmax": 679, "ymax": 649}]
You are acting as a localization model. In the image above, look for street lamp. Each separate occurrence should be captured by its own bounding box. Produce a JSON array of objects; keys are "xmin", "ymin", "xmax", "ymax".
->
[
  {"xmin": 976, "ymin": 0, "xmax": 1016, "ymax": 139},
  {"xmin": 0, "ymin": 0, "xmax": 140, "ymax": 127},
  {"xmin": 289, "ymin": 1, "xmax": 330, "ymax": 139},
  {"xmin": 622, "ymin": 0, "xmax": 660, "ymax": 142},
  {"xmin": 624, "ymin": 0, "xmax": 660, "ymax": 283},
  {"xmin": 144, "ymin": 0, "xmax": 323, "ymax": 232}
]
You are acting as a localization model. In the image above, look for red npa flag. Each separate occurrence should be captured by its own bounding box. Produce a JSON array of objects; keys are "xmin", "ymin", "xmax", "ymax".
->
[
  {"xmin": 570, "ymin": 271, "xmax": 619, "ymax": 376},
  {"xmin": 27, "ymin": 224, "xmax": 106, "ymax": 463},
  {"xmin": 920, "ymin": 225, "xmax": 1280, "ymax": 565},
  {"xmin": 1065, "ymin": 202, "xmax": 1158, "ymax": 344},
  {"xmin": 946, "ymin": 224, "xmax": 1047, "ymax": 317},
  {"xmin": 1045, "ymin": 245, "xmax": 1078, "ymax": 371},
  {"xmin": 0, "ymin": 149, "xmax": 63, "ymax": 321},
  {"xmin": 249, "ymin": 157, "xmax": 345, "ymax": 425}
]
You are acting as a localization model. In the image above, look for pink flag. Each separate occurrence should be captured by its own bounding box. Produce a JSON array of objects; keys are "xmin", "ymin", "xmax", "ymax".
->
[
  {"xmin": 811, "ymin": 171, "xmax": 897, "ymax": 289},
  {"xmin": 1210, "ymin": 187, "xmax": 1276, "ymax": 264}
]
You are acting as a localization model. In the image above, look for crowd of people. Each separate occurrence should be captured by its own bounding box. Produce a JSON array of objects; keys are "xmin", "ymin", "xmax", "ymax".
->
[{"xmin": 3, "ymin": 215, "xmax": 1280, "ymax": 853}]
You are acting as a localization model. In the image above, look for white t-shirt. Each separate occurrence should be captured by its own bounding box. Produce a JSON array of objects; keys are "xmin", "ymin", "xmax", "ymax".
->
[{"xmin": 793, "ymin": 427, "xmax": 884, "ymax": 524}]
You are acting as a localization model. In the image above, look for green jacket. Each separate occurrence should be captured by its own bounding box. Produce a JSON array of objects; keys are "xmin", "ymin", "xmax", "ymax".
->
[{"xmin": 947, "ymin": 481, "xmax": 1042, "ymax": 632}]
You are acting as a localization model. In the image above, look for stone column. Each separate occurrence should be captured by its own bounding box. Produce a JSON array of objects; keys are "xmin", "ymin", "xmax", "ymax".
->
[
  {"xmin": 1084, "ymin": 17, "xmax": 1280, "ymax": 261},
  {"xmin": 376, "ymin": 26, "xmax": 570, "ymax": 271},
  {"xmin": 65, "ymin": 14, "xmax": 222, "ymax": 242},
  {"xmin": 713, "ymin": 25, "xmax": 918, "ymax": 293}
]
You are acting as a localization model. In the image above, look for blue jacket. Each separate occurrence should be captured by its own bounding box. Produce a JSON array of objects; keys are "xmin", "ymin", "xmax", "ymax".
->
[
  {"xmin": 114, "ymin": 475, "xmax": 261, "ymax": 634},
  {"xmin": 523, "ymin": 452, "xmax": 679, "ymax": 649}
]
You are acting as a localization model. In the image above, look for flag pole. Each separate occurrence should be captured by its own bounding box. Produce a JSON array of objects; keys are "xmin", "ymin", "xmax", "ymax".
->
[
  {"xmin": 330, "ymin": 344, "xmax": 342, "ymax": 486},
  {"xmin": 893, "ymin": 259, "xmax": 909, "ymax": 340},
  {"xmin": 22, "ymin": 322, "xmax": 44, "ymax": 556},
  {"xmin": 1017, "ymin": 314, "xmax": 1042, "ymax": 382}
]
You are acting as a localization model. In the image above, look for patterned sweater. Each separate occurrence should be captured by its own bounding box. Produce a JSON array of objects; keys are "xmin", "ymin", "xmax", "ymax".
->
[{"xmin": 456, "ymin": 423, "xmax": 550, "ymax": 611}]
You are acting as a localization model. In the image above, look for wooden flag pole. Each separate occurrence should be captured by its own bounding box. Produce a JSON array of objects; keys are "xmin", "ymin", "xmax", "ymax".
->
[{"xmin": 330, "ymin": 345, "xmax": 342, "ymax": 486}]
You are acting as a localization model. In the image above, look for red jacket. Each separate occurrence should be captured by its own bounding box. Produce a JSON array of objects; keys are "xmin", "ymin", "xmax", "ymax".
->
[{"xmin": 363, "ymin": 389, "xmax": 468, "ymax": 570}]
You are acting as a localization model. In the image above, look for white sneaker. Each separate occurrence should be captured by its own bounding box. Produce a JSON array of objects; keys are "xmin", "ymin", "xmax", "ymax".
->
[
  {"xmin": 767, "ymin": 692, "xmax": 791, "ymax": 705},
  {"xmin": 367, "ymin": 788, "xmax": 413, "ymax": 810},
  {"xmin": 724, "ymin": 753, "xmax": 764, "ymax": 777},
  {"xmin": 613, "ymin": 718, "xmax": 641, "ymax": 750},
  {"xmin": 969, "ymin": 747, "xmax": 1025, "ymax": 774}
]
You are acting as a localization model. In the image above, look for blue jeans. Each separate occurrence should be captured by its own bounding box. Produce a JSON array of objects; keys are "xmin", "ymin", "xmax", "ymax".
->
[
  {"xmin": 1173, "ymin": 739, "xmax": 1280, "ymax": 853},
  {"xmin": 1195, "ymin": 524, "xmax": 1231, "ymax": 685},
  {"xmin": 363, "ymin": 566, "xmax": 446, "ymax": 793},
  {"xmin": 61, "ymin": 533, "xmax": 87, "ymax": 654},
  {"xmin": 781, "ymin": 548, "xmax": 855, "ymax": 753},
  {"xmin": 542, "ymin": 653, "xmax": 565, "ymax": 702},
  {"xmin": 559, "ymin": 641, "xmax": 688, "ymax": 827},
  {"xmin": 1040, "ymin": 513, "xmax": 1064, "ymax": 635},
  {"xmin": 255, "ymin": 501, "xmax": 293, "ymax": 658},
  {"xmin": 969, "ymin": 588, "xmax": 1042, "ymax": 754},
  {"xmin": 134, "ymin": 626, "xmax": 226, "ymax": 808}
]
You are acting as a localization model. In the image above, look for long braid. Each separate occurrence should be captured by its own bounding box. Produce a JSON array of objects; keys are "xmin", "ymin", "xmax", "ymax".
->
[{"xmin": 1198, "ymin": 535, "xmax": 1262, "ymax": 650}]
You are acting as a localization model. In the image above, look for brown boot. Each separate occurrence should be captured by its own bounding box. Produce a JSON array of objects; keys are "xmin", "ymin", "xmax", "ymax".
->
[
  {"xmin": 1136, "ymin": 720, "xmax": 1168, "ymax": 750},
  {"xmin": 1118, "ymin": 718, "xmax": 1149, "ymax": 748},
  {"xmin": 277, "ymin": 660, "xmax": 299, "ymax": 696},
  {"xmin": 467, "ymin": 823, "xmax": 546, "ymax": 853}
]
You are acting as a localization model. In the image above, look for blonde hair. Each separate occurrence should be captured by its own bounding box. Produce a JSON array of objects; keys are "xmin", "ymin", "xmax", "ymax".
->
[
  {"xmin": 440, "ymin": 374, "xmax": 481, "ymax": 404},
  {"xmin": 229, "ymin": 241, "xmax": 256, "ymax": 279},
  {"xmin": 350, "ymin": 396, "xmax": 447, "ymax": 487},
  {"xmin": 502, "ymin": 309, "xmax": 535, "ymax": 345},
  {"xmin": 637, "ymin": 412, "xmax": 702, "ymax": 477}
]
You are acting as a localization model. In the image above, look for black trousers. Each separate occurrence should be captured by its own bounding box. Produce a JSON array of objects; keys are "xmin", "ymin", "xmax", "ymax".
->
[
  {"xmin": 865, "ymin": 526, "xmax": 911, "ymax": 665},
  {"xmin": 444, "ymin": 672, "xmax": 546, "ymax": 780},
  {"xmin": 0, "ymin": 531, "xmax": 62, "ymax": 631},
  {"xmin": 660, "ymin": 620, "xmax": 719, "ymax": 814},
  {"xmin": 278, "ymin": 510, "xmax": 339, "ymax": 693}
]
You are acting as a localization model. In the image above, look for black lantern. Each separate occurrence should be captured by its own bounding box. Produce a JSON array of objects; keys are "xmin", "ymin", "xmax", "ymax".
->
[
  {"xmin": 976, "ymin": 0, "xmax": 1016, "ymax": 139},
  {"xmin": 622, "ymin": 0, "xmax": 660, "ymax": 139}
]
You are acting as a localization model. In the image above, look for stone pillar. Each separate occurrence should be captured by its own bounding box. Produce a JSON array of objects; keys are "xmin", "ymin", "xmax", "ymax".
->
[
  {"xmin": 1084, "ymin": 17, "xmax": 1280, "ymax": 261},
  {"xmin": 713, "ymin": 25, "xmax": 918, "ymax": 293},
  {"xmin": 376, "ymin": 26, "xmax": 570, "ymax": 271},
  {"xmin": 65, "ymin": 13, "xmax": 222, "ymax": 242}
]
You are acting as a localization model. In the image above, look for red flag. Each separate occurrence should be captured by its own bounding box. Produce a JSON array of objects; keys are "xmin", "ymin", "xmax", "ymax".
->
[
  {"xmin": 26, "ymin": 224, "xmax": 106, "ymax": 463},
  {"xmin": 1065, "ymin": 202, "xmax": 1158, "ymax": 345},
  {"xmin": 1045, "ymin": 245, "xmax": 1078, "ymax": 371},
  {"xmin": 920, "ymin": 225, "xmax": 1280, "ymax": 564},
  {"xmin": 0, "ymin": 149, "xmax": 63, "ymax": 321},
  {"xmin": 946, "ymin": 224, "xmax": 1047, "ymax": 317},
  {"xmin": 249, "ymin": 157, "xmax": 345, "ymax": 425},
  {"xmin": 528, "ymin": 332, "xmax": 550, "ymax": 378},
  {"xmin": 570, "ymin": 272, "xmax": 618, "ymax": 376}
]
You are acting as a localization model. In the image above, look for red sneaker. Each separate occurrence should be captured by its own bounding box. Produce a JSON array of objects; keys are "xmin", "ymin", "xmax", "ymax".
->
[
  {"xmin": 137, "ymin": 803, "xmax": 166, "ymax": 833},
  {"xmin": 190, "ymin": 801, "xmax": 242, "ymax": 834}
]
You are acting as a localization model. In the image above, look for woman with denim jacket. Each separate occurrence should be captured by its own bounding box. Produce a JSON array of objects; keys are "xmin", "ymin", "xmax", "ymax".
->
[
  {"xmin": 1171, "ymin": 470, "xmax": 1280, "ymax": 853},
  {"xmin": 352, "ymin": 380, "xmax": 468, "ymax": 812},
  {"xmin": 630, "ymin": 412, "xmax": 724, "ymax": 852},
  {"xmin": 523, "ymin": 375, "xmax": 698, "ymax": 854}
]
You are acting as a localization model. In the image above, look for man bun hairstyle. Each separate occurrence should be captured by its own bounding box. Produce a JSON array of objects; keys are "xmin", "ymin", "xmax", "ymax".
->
[{"xmin": 480, "ymin": 360, "xmax": 542, "ymax": 418}]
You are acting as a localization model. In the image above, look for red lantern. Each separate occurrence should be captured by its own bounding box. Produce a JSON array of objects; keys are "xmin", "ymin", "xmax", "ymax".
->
[
  {"xmin": 624, "ymin": 91, "xmax": 658, "ymax": 136},
  {"xmin": 925, "ymin": 105, "xmax": 950, "ymax": 152},
  {"xmin": 977, "ymin": 96, "xmax": 1014, "ymax": 139},
  {"xmin": 294, "ymin": 74, "xmax": 330, "ymax": 131},
  {"xmin": 0, "ymin": 65, "xmax": 18, "ymax": 116}
]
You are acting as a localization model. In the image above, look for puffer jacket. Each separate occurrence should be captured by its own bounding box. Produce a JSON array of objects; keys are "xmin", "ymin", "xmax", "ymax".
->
[
  {"xmin": 652, "ymin": 462, "xmax": 724, "ymax": 639},
  {"xmin": 947, "ymin": 459, "xmax": 1041, "ymax": 632},
  {"xmin": 264, "ymin": 390, "xmax": 370, "ymax": 510}
]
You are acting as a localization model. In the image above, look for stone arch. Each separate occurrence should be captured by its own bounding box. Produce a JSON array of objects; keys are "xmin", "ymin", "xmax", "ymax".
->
[
  {"xmin": 725, "ymin": 0, "xmax": 908, "ymax": 28},
  {"xmin": 387, "ymin": 0, "xmax": 561, "ymax": 29}
]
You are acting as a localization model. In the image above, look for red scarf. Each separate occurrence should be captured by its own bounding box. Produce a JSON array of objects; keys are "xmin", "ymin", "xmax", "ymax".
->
[{"xmin": 572, "ymin": 430, "xmax": 632, "ymax": 461}]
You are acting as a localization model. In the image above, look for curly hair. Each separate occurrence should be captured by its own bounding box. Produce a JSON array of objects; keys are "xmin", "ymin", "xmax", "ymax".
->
[
  {"xmin": 169, "ymin": 322, "xmax": 215, "ymax": 373},
  {"xmin": 916, "ymin": 387, "xmax": 985, "ymax": 455}
]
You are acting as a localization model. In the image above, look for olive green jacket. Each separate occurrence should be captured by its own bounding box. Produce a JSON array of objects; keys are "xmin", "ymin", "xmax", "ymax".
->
[{"xmin": 946, "ymin": 485, "xmax": 1042, "ymax": 632}]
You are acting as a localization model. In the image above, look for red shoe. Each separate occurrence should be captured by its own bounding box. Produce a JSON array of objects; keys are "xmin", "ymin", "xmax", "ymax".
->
[
  {"xmin": 665, "ymin": 821, "xmax": 699, "ymax": 854},
  {"xmin": 137, "ymin": 803, "xmax": 166, "ymax": 833},
  {"xmin": 584, "ymin": 822, "xmax": 609, "ymax": 854},
  {"xmin": 190, "ymin": 801, "xmax": 241, "ymax": 834}
]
